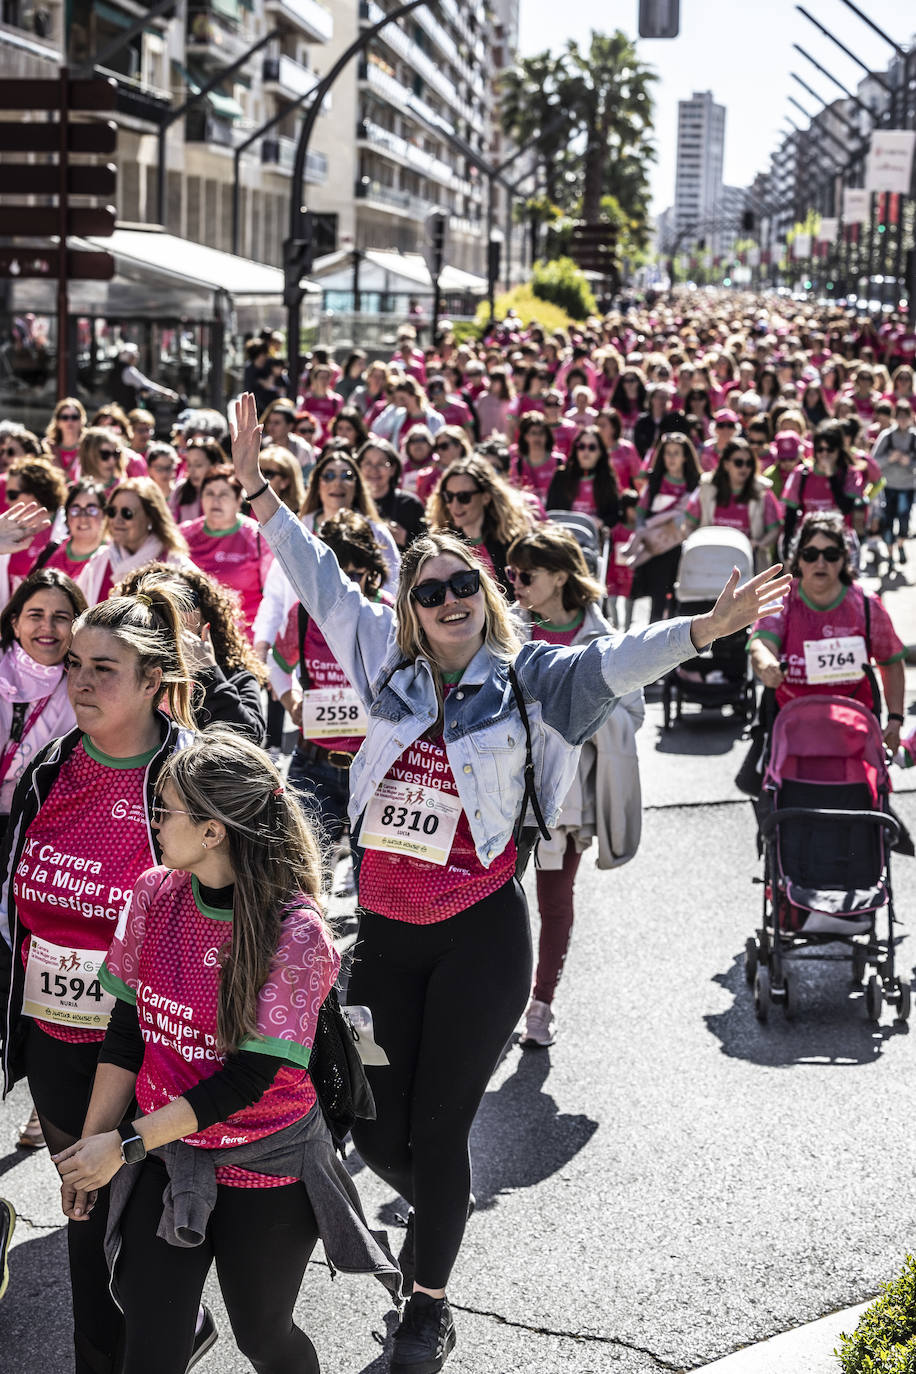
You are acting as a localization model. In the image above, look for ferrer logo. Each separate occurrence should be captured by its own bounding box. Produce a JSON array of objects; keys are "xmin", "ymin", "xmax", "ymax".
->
[{"xmin": 111, "ymin": 798, "xmax": 146, "ymax": 823}]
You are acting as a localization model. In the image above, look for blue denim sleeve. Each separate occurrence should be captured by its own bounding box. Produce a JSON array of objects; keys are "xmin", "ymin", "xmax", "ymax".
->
[{"xmin": 514, "ymin": 618, "xmax": 697, "ymax": 745}]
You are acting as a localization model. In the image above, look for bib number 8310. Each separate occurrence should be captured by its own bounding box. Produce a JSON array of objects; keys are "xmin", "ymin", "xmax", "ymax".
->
[{"xmin": 380, "ymin": 805, "xmax": 439, "ymax": 835}]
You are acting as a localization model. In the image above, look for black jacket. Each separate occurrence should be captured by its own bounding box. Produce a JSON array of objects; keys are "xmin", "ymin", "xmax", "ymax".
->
[
  {"xmin": 194, "ymin": 664, "xmax": 266, "ymax": 744},
  {"xmin": 0, "ymin": 714, "xmax": 188, "ymax": 1095}
]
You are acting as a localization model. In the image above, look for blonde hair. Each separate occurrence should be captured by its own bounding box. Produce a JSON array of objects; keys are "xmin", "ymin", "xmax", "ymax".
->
[
  {"xmin": 73, "ymin": 573, "xmax": 195, "ymax": 728},
  {"xmin": 109, "ymin": 477, "xmax": 189, "ymax": 557},
  {"xmin": 259, "ymin": 446, "xmax": 306, "ymax": 512},
  {"xmin": 45, "ymin": 397, "xmax": 86, "ymax": 448},
  {"xmin": 160, "ymin": 730, "xmax": 327, "ymax": 1053}
]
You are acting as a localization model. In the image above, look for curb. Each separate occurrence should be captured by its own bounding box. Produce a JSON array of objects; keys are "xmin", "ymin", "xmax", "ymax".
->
[{"xmin": 694, "ymin": 1301, "xmax": 870, "ymax": 1372}]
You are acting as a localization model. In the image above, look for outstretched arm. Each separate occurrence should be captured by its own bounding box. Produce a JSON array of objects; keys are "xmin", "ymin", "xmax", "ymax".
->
[{"xmin": 690, "ymin": 564, "xmax": 792, "ymax": 649}]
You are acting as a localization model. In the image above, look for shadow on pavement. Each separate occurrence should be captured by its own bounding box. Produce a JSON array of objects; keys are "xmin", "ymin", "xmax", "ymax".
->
[
  {"xmin": 0, "ymin": 1226, "xmax": 71, "ymax": 1365},
  {"xmin": 354, "ymin": 1310, "xmax": 401, "ymax": 1374},
  {"xmin": 0, "ymin": 1146, "xmax": 37, "ymax": 1181},
  {"xmin": 705, "ymin": 952, "xmax": 910, "ymax": 1066},
  {"xmin": 468, "ymin": 1049, "xmax": 598, "ymax": 1208},
  {"xmin": 652, "ymin": 714, "xmax": 747, "ymax": 757}
]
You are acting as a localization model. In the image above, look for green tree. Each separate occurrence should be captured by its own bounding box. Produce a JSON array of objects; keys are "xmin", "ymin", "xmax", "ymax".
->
[{"xmin": 499, "ymin": 30, "xmax": 656, "ymax": 251}]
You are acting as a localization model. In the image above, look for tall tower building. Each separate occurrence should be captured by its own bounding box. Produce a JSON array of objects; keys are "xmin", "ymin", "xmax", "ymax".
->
[{"xmin": 674, "ymin": 90, "xmax": 725, "ymax": 249}]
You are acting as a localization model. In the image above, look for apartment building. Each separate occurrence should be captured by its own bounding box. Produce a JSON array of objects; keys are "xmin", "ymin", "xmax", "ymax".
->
[
  {"xmin": 673, "ymin": 90, "xmax": 726, "ymax": 252},
  {"xmin": 0, "ymin": 0, "xmax": 501, "ymax": 275}
]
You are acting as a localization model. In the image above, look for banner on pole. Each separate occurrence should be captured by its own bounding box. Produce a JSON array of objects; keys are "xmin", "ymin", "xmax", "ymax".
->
[
  {"xmin": 843, "ymin": 188, "xmax": 870, "ymax": 225},
  {"xmin": 817, "ymin": 218, "xmax": 838, "ymax": 244},
  {"xmin": 864, "ymin": 130, "xmax": 916, "ymax": 194}
]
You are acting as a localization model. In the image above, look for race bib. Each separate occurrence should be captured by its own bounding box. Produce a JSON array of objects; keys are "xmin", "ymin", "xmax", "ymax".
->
[
  {"xmin": 803, "ymin": 635, "xmax": 867, "ymax": 685},
  {"xmin": 614, "ymin": 542, "xmax": 630, "ymax": 566},
  {"xmin": 23, "ymin": 937, "xmax": 114, "ymax": 1029},
  {"xmin": 301, "ymin": 686, "xmax": 367, "ymax": 740},
  {"xmin": 361, "ymin": 780, "xmax": 462, "ymax": 866}
]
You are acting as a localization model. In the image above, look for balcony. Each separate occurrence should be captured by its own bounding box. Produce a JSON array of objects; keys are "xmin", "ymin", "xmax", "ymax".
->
[
  {"xmin": 264, "ymin": 0, "xmax": 332, "ymax": 43},
  {"xmin": 261, "ymin": 135, "xmax": 327, "ymax": 184},
  {"xmin": 355, "ymin": 176, "xmax": 431, "ymax": 221},
  {"xmin": 186, "ymin": 5, "xmax": 255, "ymax": 67},
  {"xmin": 356, "ymin": 118, "xmax": 455, "ymax": 188},
  {"xmin": 360, "ymin": 0, "xmax": 473, "ymax": 124},
  {"xmin": 262, "ymin": 53, "xmax": 319, "ymax": 100},
  {"xmin": 185, "ymin": 106, "xmax": 237, "ymax": 148}
]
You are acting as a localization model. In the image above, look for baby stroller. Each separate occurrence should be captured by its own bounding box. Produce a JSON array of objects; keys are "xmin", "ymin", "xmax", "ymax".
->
[
  {"xmin": 746, "ymin": 694, "xmax": 908, "ymax": 1023},
  {"xmin": 661, "ymin": 527, "xmax": 756, "ymax": 729},
  {"xmin": 546, "ymin": 510, "xmax": 610, "ymax": 585}
]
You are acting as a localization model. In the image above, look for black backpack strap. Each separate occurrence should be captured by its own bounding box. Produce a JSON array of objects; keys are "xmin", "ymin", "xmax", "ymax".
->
[
  {"xmin": 508, "ymin": 663, "xmax": 550, "ymax": 844},
  {"xmin": 297, "ymin": 604, "xmax": 311, "ymax": 691},
  {"xmin": 29, "ymin": 540, "xmax": 62, "ymax": 574},
  {"xmin": 861, "ymin": 593, "xmax": 881, "ymax": 717}
]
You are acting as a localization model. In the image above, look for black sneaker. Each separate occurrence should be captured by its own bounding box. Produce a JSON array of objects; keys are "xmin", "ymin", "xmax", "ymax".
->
[
  {"xmin": 390, "ymin": 1293, "xmax": 456, "ymax": 1373},
  {"xmin": 0, "ymin": 1198, "xmax": 15, "ymax": 1302},
  {"xmin": 186, "ymin": 1306, "xmax": 218, "ymax": 1371}
]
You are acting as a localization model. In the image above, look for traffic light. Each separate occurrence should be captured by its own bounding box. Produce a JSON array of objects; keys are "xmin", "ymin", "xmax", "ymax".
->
[
  {"xmin": 638, "ymin": 0, "xmax": 679, "ymax": 38},
  {"xmin": 283, "ymin": 214, "xmax": 313, "ymax": 310},
  {"xmin": 424, "ymin": 210, "xmax": 448, "ymax": 284},
  {"xmin": 742, "ymin": 210, "xmax": 755, "ymax": 233}
]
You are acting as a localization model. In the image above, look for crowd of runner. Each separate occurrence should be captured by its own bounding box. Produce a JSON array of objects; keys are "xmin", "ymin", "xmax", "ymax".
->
[{"xmin": 0, "ymin": 287, "xmax": 912, "ymax": 1373}]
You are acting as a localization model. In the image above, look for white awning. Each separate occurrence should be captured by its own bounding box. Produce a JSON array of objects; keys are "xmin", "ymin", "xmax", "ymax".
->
[
  {"xmin": 84, "ymin": 225, "xmax": 319, "ymax": 298},
  {"xmin": 310, "ymin": 248, "xmax": 486, "ymax": 295}
]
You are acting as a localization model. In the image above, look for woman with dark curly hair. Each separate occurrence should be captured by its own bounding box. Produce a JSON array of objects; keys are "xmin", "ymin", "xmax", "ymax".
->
[
  {"xmin": 328, "ymin": 406, "xmax": 369, "ymax": 452},
  {"xmin": 115, "ymin": 561, "xmax": 268, "ymax": 743}
]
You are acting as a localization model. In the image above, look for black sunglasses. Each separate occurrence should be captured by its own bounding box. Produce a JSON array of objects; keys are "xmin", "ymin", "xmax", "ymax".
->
[
  {"xmin": 442, "ymin": 488, "xmax": 482, "ymax": 506},
  {"xmin": 505, "ymin": 567, "xmax": 535, "ymax": 586},
  {"xmin": 98, "ymin": 448, "xmax": 120, "ymax": 461},
  {"xmin": 105, "ymin": 504, "xmax": 137, "ymax": 520},
  {"xmin": 728, "ymin": 458, "xmax": 753, "ymax": 469},
  {"xmin": 410, "ymin": 568, "xmax": 480, "ymax": 608},
  {"xmin": 576, "ymin": 442, "xmax": 600, "ymax": 453},
  {"xmin": 58, "ymin": 412, "xmax": 80, "ymax": 422},
  {"xmin": 800, "ymin": 545, "xmax": 843, "ymax": 564}
]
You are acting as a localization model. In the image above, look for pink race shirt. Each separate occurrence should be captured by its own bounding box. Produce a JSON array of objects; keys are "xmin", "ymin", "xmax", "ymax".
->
[
  {"xmin": 14, "ymin": 736, "xmax": 158, "ymax": 1044},
  {"xmin": 101, "ymin": 867, "xmax": 338, "ymax": 1185},
  {"xmin": 44, "ymin": 540, "xmax": 106, "ymax": 581},
  {"xmin": 781, "ymin": 465, "xmax": 867, "ymax": 522},
  {"xmin": 182, "ymin": 516, "xmax": 272, "ymax": 639},
  {"xmin": 570, "ymin": 475, "xmax": 599, "ymax": 517},
  {"xmin": 532, "ymin": 613, "xmax": 584, "ymax": 647},
  {"xmin": 516, "ymin": 453, "xmax": 559, "ymax": 502},
  {"xmin": 609, "ymin": 442, "xmax": 641, "ymax": 491},
  {"xmin": 750, "ymin": 582, "xmax": 904, "ymax": 709},
  {"xmin": 684, "ymin": 488, "xmax": 781, "ymax": 535},
  {"xmin": 606, "ymin": 523, "xmax": 635, "ymax": 597},
  {"xmin": 359, "ymin": 705, "xmax": 517, "ymax": 924}
]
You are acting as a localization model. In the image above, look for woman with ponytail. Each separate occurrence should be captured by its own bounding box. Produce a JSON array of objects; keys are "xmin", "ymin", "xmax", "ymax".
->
[
  {"xmin": 54, "ymin": 732, "xmax": 398, "ymax": 1374},
  {"xmin": 0, "ymin": 575, "xmax": 195, "ymax": 1374}
]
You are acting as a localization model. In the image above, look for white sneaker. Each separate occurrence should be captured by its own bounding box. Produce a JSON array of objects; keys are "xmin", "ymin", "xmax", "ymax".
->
[{"xmin": 519, "ymin": 999, "xmax": 556, "ymax": 1048}]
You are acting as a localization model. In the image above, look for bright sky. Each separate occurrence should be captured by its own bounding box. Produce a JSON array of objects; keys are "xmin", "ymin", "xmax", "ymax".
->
[{"xmin": 518, "ymin": 0, "xmax": 910, "ymax": 217}]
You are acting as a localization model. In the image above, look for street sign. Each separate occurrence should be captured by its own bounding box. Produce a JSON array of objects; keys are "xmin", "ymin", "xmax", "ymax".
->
[
  {"xmin": 0, "ymin": 121, "xmax": 118, "ymax": 154},
  {"xmin": 0, "ymin": 164, "xmax": 117, "ymax": 197},
  {"xmin": 0, "ymin": 205, "xmax": 117, "ymax": 237},
  {"xmin": 568, "ymin": 222, "xmax": 618, "ymax": 275},
  {"xmin": 0, "ymin": 77, "xmax": 117, "ymax": 111},
  {"xmin": 0, "ymin": 248, "xmax": 115, "ymax": 281}
]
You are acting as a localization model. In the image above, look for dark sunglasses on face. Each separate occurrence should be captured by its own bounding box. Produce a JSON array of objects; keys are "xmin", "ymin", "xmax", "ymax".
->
[
  {"xmin": 319, "ymin": 467, "xmax": 356, "ymax": 482},
  {"xmin": 58, "ymin": 412, "xmax": 80, "ymax": 422},
  {"xmin": 105, "ymin": 504, "xmax": 137, "ymax": 520},
  {"xmin": 442, "ymin": 488, "xmax": 481, "ymax": 506},
  {"xmin": 434, "ymin": 440, "xmax": 458, "ymax": 452},
  {"xmin": 813, "ymin": 444, "xmax": 835, "ymax": 454},
  {"xmin": 98, "ymin": 448, "xmax": 120, "ymax": 461},
  {"xmin": 69, "ymin": 503, "xmax": 102, "ymax": 518},
  {"xmin": 410, "ymin": 568, "xmax": 480, "ymax": 608},
  {"xmin": 505, "ymin": 567, "xmax": 535, "ymax": 586},
  {"xmin": 576, "ymin": 443, "xmax": 600, "ymax": 453},
  {"xmin": 728, "ymin": 458, "xmax": 753, "ymax": 469},
  {"xmin": 800, "ymin": 545, "xmax": 843, "ymax": 564}
]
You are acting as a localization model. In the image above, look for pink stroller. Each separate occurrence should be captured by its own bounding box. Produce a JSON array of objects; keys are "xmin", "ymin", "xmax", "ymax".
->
[{"xmin": 745, "ymin": 694, "xmax": 909, "ymax": 1023}]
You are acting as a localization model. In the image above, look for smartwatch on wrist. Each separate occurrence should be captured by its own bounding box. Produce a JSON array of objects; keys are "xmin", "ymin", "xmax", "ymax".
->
[
  {"xmin": 887, "ymin": 713, "xmax": 905, "ymax": 725},
  {"xmin": 117, "ymin": 1121, "xmax": 147, "ymax": 1165}
]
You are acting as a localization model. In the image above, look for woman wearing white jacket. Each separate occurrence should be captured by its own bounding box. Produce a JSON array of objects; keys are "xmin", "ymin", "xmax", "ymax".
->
[{"xmin": 506, "ymin": 525, "xmax": 645, "ymax": 1048}]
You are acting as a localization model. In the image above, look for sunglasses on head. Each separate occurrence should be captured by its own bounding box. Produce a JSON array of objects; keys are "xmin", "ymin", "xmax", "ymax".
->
[
  {"xmin": 410, "ymin": 568, "xmax": 480, "ymax": 608},
  {"xmin": 800, "ymin": 544, "xmax": 843, "ymax": 563},
  {"xmin": 319, "ymin": 467, "xmax": 356, "ymax": 482},
  {"xmin": 442, "ymin": 488, "xmax": 481, "ymax": 506},
  {"xmin": 505, "ymin": 567, "xmax": 536, "ymax": 586},
  {"xmin": 58, "ymin": 412, "xmax": 80, "ymax": 422},
  {"xmin": 105, "ymin": 503, "xmax": 137, "ymax": 520}
]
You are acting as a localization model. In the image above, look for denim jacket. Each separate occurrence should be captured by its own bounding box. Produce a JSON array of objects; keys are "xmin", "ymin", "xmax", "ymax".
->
[{"xmin": 261, "ymin": 503, "xmax": 698, "ymax": 867}]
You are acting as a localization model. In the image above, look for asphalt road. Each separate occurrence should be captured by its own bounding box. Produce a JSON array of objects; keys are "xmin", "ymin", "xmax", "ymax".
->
[{"xmin": 1, "ymin": 564, "xmax": 915, "ymax": 1374}]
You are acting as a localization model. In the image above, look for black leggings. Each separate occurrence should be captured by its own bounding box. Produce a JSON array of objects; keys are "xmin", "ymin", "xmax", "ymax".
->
[
  {"xmin": 25, "ymin": 1023, "xmax": 122, "ymax": 1374},
  {"xmin": 117, "ymin": 1155, "xmax": 321, "ymax": 1374},
  {"xmin": 348, "ymin": 879, "xmax": 532, "ymax": 1290}
]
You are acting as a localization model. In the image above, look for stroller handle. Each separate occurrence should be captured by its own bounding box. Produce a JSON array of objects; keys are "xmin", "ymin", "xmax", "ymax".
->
[{"xmin": 760, "ymin": 807, "xmax": 900, "ymax": 841}]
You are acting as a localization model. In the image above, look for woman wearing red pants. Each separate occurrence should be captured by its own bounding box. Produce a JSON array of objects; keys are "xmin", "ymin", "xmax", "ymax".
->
[{"xmin": 506, "ymin": 525, "xmax": 645, "ymax": 1047}]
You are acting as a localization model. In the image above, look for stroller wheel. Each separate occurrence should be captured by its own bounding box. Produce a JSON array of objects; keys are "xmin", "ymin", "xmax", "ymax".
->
[
  {"xmin": 865, "ymin": 974, "xmax": 883, "ymax": 1023},
  {"xmin": 895, "ymin": 980, "xmax": 911, "ymax": 1023},
  {"xmin": 744, "ymin": 937, "xmax": 758, "ymax": 985},
  {"xmin": 782, "ymin": 971, "xmax": 795, "ymax": 1020},
  {"xmin": 851, "ymin": 945, "xmax": 867, "ymax": 985},
  {"xmin": 753, "ymin": 965, "xmax": 770, "ymax": 1022}
]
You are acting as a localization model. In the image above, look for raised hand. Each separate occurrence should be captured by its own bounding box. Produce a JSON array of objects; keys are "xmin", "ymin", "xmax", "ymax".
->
[
  {"xmin": 691, "ymin": 564, "xmax": 792, "ymax": 650},
  {"xmin": 228, "ymin": 392, "xmax": 264, "ymax": 493},
  {"xmin": 0, "ymin": 500, "xmax": 52, "ymax": 553}
]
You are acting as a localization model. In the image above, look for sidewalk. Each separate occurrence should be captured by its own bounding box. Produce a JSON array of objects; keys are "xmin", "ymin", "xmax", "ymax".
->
[{"xmin": 695, "ymin": 1301, "xmax": 870, "ymax": 1372}]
